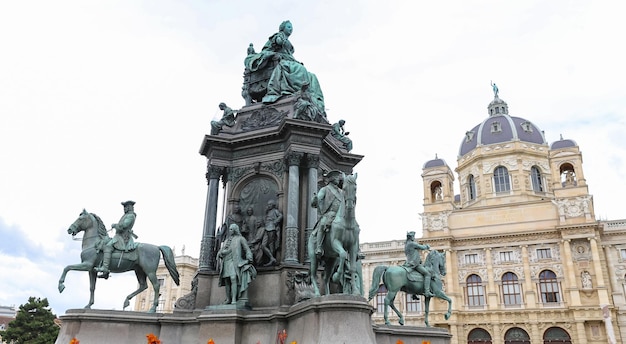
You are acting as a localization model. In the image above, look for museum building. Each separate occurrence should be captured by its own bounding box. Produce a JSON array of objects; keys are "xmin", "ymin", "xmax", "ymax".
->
[
  {"xmin": 133, "ymin": 91, "xmax": 626, "ymax": 343},
  {"xmin": 360, "ymin": 92, "xmax": 626, "ymax": 343}
]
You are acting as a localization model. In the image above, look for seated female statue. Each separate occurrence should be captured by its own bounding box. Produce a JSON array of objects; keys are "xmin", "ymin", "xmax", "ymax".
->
[{"xmin": 244, "ymin": 20, "xmax": 325, "ymax": 111}]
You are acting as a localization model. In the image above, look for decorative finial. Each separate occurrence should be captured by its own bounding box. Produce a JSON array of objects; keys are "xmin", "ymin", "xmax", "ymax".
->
[
  {"xmin": 490, "ymin": 80, "xmax": 499, "ymax": 98},
  {"xmin": 560, "ymin": 134, "xmax": 563, "ymax": 140},
  {"xmin": 435, "ymin": 153, "xmax": 438, "ymax": 159}
]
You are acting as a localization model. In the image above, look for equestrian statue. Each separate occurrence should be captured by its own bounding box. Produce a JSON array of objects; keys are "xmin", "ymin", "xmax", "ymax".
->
[
  {"xmin": 308, "ymin": 171, "xmax": 362, "ymax": 296},
  {"xmin": 58, "ymin": 203, "xmax": 180, "ymax": 313},
  {"xmin": 368, "ymin": 232, "xmax": 452, "ymax": 326}
]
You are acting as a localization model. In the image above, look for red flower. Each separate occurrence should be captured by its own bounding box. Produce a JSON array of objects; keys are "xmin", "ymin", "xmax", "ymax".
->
[
  {"xmin": 208, "ymin": 339, "xmax": 215, "ymax": 344},
  {"xmin": 69, "ymin": 338, "xmax": 80, "ymax": 344},
  {"xmin": 278, "ymin": 329, "xmax": 288, "ymax": 344},
  {"xmin": 146, "ymin": 333, "xmax": 162, "ymax": 344}
]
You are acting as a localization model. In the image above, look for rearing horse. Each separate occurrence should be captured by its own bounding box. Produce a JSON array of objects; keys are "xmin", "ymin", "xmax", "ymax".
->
[
  {"xmin": 368, "ymin": 250, "xmax": 452, "ymax": 326},
  {"xmin": 308, "ymin": 173, "xmax": 361, "ymax": 296},
  {"xmin": 58, "ymin": 209, "xmax": 180, "ymax": 312}
]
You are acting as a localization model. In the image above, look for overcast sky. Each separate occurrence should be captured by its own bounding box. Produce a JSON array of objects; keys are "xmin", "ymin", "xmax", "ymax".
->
[{"xmin": 1, "ymin": 0, "xmax": 624, "ymax": 315}]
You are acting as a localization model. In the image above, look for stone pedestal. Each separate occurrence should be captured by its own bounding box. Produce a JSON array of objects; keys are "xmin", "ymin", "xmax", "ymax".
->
[{"xmin": 55, "ymin": 295, "xmax": 451, "ymax": 344}]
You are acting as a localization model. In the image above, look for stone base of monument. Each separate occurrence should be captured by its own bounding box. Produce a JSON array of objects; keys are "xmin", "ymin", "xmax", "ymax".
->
[{"xmin": 56, "ymin": 295, "xmax": 450, "ymax": 344}]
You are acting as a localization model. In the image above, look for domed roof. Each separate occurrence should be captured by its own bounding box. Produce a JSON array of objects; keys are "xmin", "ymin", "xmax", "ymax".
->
[
  {"xmin": 423, "ymin": 155, "xmax": 448, "ymax": 169},
  {"xmin": 459, "ymin": 92, "xmax": 547, "ymax": 157},
  {"xmin": 550, "ymin": 135, "xmax": 578, "ymax": 150}
]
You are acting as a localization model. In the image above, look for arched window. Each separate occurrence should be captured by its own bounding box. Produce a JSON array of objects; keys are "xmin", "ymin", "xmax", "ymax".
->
[
  {"xmin": 543, "ymin": 327, "xmax": 572, "ymax": 343},
  {"xmin": 468, "ymin": 174, "xmax": 476, "ymax": 200},
  {"xmin": 559, "ymin": 163, "xmax": 576, "ymax": 186},
  {"xmin": 405, "ymin": 293, "xmax": 421, "ymax": 313},
  {"xmin": 539, "ymin": 270, "xmax": 560, "ymax": 303},
  {"xmin": 468, "ymin": 328, "xmax": 492, "ymax": 343},
  {"xmin": 431, "ymin": 181, "xmax": 443, "ymax": 202},
  {"xmin": 502, "ymin": 272, "xmax": 522, "ymax": 306},
  {"xmin": 531, "ymin": 166, "xmax": 544, "ymax": 192},
  {"xmin": 494, "ymin": 166, "xmax": 510, "ymax": 193},
  {"xmin": 375, "ymin": 284, "xmax": 387, "ymax": 313},
  {"xmin": 504, "ymin": 327, "xmax": 530, "ymax": 343},
  {"xmin": 466, "ymin": 274, "xmax": 485, "ymax": 307}
]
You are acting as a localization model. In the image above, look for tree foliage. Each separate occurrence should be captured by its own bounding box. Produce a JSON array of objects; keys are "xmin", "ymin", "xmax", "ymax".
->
[{"xmin": 3, "ymin": 297, "xmax": 59, "ymax": 344}]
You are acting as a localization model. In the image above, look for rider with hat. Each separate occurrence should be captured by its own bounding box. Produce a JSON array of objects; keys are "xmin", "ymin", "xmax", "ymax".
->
[
  {"xmin": 311, "ymin": 170, "xmax": 344, "ymax": 257},
  {"xmin": 403, "ymin": 231, "xmax": 434, "ymax": 297},
  {"xmin": 96, "ymin": 200, "xmax": 138, "ymax": 279}
]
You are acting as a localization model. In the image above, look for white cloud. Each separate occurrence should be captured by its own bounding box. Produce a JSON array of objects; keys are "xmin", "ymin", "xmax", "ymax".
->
[{"xmin": 0, "ymin": 0, "xmax": 624, "ymax": 313}]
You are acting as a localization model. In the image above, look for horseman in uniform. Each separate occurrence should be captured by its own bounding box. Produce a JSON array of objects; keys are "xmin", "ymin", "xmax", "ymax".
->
[
  {"xmin": 403, "ymin": 231, "xmax": 434, "ymax": 297},
  {"xmin": 96, "ymin": 200, "xmax": 138, "ymax": 279},
  {"xmin": 311, "ymin": 170, "xmax": 344, "ymax": 257}
]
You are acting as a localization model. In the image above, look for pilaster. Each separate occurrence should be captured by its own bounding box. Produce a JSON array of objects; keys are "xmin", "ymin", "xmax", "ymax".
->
[{"xmin": 283, "ymin": 151, "xmax": 303, "ymax": 263}]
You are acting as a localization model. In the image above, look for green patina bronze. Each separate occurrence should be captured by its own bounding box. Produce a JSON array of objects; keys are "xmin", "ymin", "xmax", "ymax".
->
[
  {"xmin": 308, "ymin": 171, "xmax": 362, "ymax": 296},
  {"xmin": 58, "ymin": 206, "xmax": 180, "ymax": 313},
  {"xmin": 211, "ymin": 102, "xmax": 236, "ymax": 135},
  {"xmin": 368, "ymin": 238, "xmax": 452, "ymax": 326},
  {"xmin": 331, "ymin": 120, "xmax": 352, "ymax": 152},
  {"xmin": 243, "ymin": 20, "xmax": 325, "ymax": 113},
  {"xmin": 217, "ymin": 224, "xmax": 257, "ymax": 304}
]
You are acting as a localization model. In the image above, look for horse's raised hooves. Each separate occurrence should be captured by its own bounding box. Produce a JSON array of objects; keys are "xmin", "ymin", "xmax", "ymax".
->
[{"xmin": 58, "ymin": 284, "xmax": 65, "ymax": 293}]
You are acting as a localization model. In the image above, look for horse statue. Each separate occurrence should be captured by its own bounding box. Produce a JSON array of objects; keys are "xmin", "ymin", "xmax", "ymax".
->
[
  {"xmin": 58, "ymin": 209, "xmax": 180, "ymax": 312},
  {"xmin": 308, "ymin": 172, "xmax": 361, "ymax": 296},
  {"xmin": 368, "ymin": 250, "xmax": 452, "ymax": 326}
]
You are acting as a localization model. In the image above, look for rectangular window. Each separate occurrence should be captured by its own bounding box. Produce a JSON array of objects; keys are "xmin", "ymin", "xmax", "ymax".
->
[
  {"xmin": 466, "ymin": 284, "xmax": 485, "ymax": 306},
  {"xmin": 465, "ymin": 253, "xmax": 478, "ymax": 264},
  {"xmin": 540, "ymin": 282, "xmax": 560, "ymax": 303},
  {"xmin": 158, "ymin": 278, "xmax": 165, "ymax": 287},
  {"xmin": 537, "ymin": 248, "xmax": 551, "ymax": 259},
  {"xmin": 500, "ymin": 251, "xmax": 513, "ymax": 262},
  {"xmin": 502, "ymin": 283, "xmax": 522, "ymax": 305},
  {"xmin": 620, "ymin": 249, "xmax": 626, "ymax": 260},
  {"xmin": 376, "ymin": 290, "xmax": 386, "ymax": 313},
  {"xmin": 405, "ymin": 293, "xmax": 421, "ymax": 312}
]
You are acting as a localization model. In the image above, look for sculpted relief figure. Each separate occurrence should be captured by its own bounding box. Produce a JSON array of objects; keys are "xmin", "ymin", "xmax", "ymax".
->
[
  {"xmin": 242, "ymin": 206, "xmax": 258, "ymax": 242},
  {"xmin": 244, "ymin": 20, "xmax": 325, "ymax": 112},
  {"xmin": 250, "ymin": 200, "xmax": 283, "ymax": 266},
  {"xmin": 217, "ymin": 224, "xmax": 257, "ymax": 304},
  {"xmin": 215, "ymin": 204, "xmax": 244, "ymax": 254},
  {"xmin": 293, "ymin": 82, "xmax": 327, "ymax": 123},
  {"xmin": 96, "ymin": 200, "xmax": 138, "ymax": 279}
]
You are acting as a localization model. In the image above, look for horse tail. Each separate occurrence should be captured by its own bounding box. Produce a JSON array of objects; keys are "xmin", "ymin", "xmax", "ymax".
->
[
  {"xmin": 159, "ymin": 245, "xmax": 180, "ymax": 285},
  {"xmin": 368, "ymin": 265, "xmax": 388, "ymax": 301}
]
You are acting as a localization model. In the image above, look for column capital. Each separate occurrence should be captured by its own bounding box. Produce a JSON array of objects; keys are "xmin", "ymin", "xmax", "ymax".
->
[
  {"xmin": 285, "ymin": 151, "xmax": 304, "ymax": 166},
  {"xmin": 304, "ymin": 154, "xmax": 320, "ymax": 169},
  {"xmin": 206, "ymin": 164, "xmax": 224, "ymax": 180}
]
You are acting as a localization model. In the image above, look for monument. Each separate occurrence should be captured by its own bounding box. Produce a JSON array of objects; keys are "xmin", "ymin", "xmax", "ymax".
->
[{"xmin": 55, "ymin": 20, "xmax": 451, "ymax": 344}]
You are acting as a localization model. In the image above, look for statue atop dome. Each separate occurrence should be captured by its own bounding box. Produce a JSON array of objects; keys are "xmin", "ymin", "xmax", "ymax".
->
[{"xmin": 491, "ymin": 80, "xmax": 499, "ymax": 98}]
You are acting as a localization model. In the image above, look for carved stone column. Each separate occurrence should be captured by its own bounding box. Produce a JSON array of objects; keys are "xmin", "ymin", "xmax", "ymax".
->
[
  {"xmin": 304, "ymin": 154, "xmax": 319, "ymax": 263},
  {"xmin": 284, "ymin": 152, "xmax": 303, "ymax": 263},
  {"xmin": 199, "ymin": 164, "xmax": 223, "ymax": 272}
]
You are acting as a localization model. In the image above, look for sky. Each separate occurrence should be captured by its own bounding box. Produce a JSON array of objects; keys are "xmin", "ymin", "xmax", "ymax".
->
[{"xmin": 1, "ymin": 0, "xmax": 625, "ymax": 315}]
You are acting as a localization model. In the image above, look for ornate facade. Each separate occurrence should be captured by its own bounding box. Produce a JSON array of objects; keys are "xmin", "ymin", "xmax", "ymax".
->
[
  {"xmin": 133, "ymin": 253, "xmax": 198, "ymax": 313},
  {"xmin": 361, "ymin": 91, "xmax": 626, "ymax": 343}
]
